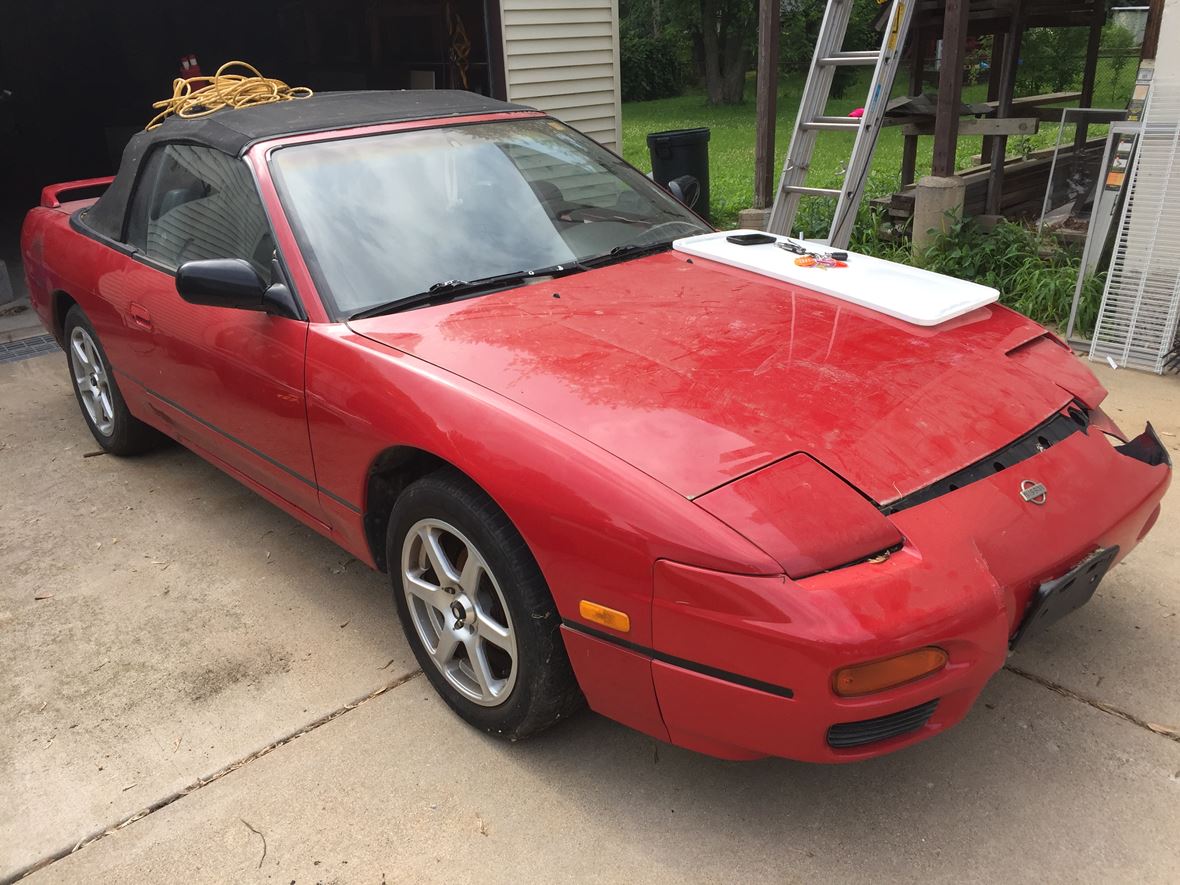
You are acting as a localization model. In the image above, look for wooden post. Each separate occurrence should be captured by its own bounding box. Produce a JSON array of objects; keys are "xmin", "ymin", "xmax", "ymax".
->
[
  {"xmin": 986, "ymin": 2, "xmax": 1026, "ymax": 216},
  {"xmin": 980, "ymin": 32, "xmax": 1006, "ymax": 165},
  {"xmin": 1072, "ymin": 4, "xmax": 1106, "ymax": 156},
  {"xmin": 931, "ymin": 0, "xmax": 971, "ymax": 177},
  {"xmin": 1142, "ymin": 0, "xmax": 1164, "ymax": 60},
  {"xmin": 901, "ymin": 29, "xmax": 927, "ymax": 188},
  {"xmin": 753, "ymin": 0, "xmax": 780, "ymax": 209}
]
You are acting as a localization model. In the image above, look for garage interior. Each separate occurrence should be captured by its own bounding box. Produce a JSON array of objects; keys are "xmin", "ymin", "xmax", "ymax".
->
[{"xmin": 0, "ymin": 0, "xmax": 506, "ymax": 300}]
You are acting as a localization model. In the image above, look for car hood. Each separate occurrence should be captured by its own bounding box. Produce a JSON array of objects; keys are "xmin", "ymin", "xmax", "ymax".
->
[{"xmin": 349, "ymin": 251, "xmax": 1099, "ymax": 502}]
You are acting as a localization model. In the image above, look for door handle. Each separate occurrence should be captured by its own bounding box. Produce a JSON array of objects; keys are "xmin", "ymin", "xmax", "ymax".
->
[{"xmin": 129, "ymin": 302, "xmax": 153, "ymax": 330}]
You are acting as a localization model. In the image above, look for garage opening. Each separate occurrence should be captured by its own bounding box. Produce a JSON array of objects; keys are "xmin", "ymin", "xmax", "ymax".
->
[{"xmin": 0, "ymin": 0, "xmax": 506, "ymax": 295}]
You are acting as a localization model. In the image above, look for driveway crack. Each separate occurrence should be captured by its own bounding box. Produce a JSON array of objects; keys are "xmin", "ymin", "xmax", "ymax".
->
[
  {"xmin": 1004, "ymin": 664, "xmax": 1180, "ymax": 743},
  {"xmin": 6, "ymin": 669, "xmax": 423, "ymax": 884}
]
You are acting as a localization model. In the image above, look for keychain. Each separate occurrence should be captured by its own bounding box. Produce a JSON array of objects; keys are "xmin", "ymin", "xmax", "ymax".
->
[{"xmin": 778, "ymin": 238, "xmax": 848, "ymax": 268}]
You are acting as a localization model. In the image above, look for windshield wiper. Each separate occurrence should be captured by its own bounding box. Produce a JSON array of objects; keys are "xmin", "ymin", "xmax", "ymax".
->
[
  {"xmin": 349, "ymin": 263, "xmax": 583, "ymax": 320},
  {"xmin": 580, "ymin": 240, "xmax": 675, "ymax": 269}
]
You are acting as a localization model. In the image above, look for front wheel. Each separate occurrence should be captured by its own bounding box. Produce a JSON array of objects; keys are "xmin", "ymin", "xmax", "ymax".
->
[
  {"xmin": 388, "ymin": 468, "xmax": 582, "ymax": 739},
  {"xmin": 64, "ymin": 306, "xmax": 163, "ymax": 455}
]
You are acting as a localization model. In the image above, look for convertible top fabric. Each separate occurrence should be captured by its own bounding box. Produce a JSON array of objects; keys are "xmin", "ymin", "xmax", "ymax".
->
[{"xmin": 84, "ymin": 90, "xmax": 532, "ymax": 241}]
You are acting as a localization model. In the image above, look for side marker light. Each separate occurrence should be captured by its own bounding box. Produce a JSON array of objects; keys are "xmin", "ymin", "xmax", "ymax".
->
[{"xmin": 579, "ymin": 600, "xmax": 631, "ymax": 633}]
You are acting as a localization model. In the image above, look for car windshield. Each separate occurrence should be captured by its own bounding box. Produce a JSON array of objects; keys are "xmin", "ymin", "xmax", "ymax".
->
[{"xmin": 268, "ymin": 117, "xmax": 710, "ymax": 318}]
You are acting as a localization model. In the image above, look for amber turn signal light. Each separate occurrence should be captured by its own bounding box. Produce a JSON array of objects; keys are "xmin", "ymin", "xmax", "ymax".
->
[
  {"xmin": 833, "ymin": 647, "xmax": 948, "ymax": 697},
  {"xmin": 579, "ymin": 600, "xmax": 631, "ymax": 633}
]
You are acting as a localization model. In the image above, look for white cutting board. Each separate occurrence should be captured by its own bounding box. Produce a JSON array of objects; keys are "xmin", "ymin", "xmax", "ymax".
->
[{"xmin": 672, "ymin": 230, "xmax": 999, "ymax": 326}]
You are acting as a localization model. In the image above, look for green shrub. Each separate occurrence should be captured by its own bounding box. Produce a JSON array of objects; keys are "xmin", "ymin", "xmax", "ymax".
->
[
  {"xmin": 1102, "ymin": 23, "xmax": 1138, "ymax": 83},
  {"xmin": 780, "ymin": 0, "xmax": 881, "ymax": 99},
  {"xmin": 1017, "ymin": 27, "xmax": 1090, "ymax": 95},
  {"xmin": 841, "ymin": 212, "xmax": 1104, "ymax": 335},
  {"xmin": 914, "ymin": 218, "xmax": 1104, "ymax": 336},
  {"xmin": 621, "ymin": 31, "xmax": 691, "ymax": 102},
  {"xmin": 849, "ymin": 207, "xmax": 912, "ymax": 263}
]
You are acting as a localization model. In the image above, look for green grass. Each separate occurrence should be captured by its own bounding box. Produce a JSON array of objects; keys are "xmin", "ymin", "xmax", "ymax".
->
[
  {"xmin": 621, "ymin": 62, "xmax": 1137, "ymax": 229},
  {"xmin": 620, "ymin": 63, "xmax": 1132, "ymax": 335}
]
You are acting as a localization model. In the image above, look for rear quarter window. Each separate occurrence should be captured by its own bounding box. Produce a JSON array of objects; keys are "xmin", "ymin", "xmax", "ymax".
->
[{"xmin": 125, "ymin": 144, "xmax": 274, "ymax": 275}]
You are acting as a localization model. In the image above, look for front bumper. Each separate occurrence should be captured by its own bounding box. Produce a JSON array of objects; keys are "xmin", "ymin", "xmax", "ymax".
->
[{"xmin": 564, "ymin": 422, "xmax": 1170, "ymax": 762}]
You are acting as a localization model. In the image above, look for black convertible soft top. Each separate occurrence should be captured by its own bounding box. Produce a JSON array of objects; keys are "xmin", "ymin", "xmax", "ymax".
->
[{"xmin": 84, "ymin": 90, "xmax": 533, "ymax": 240}]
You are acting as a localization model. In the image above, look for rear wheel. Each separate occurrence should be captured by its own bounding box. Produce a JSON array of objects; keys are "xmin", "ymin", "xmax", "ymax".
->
[
  {"xmin": 388, "ymin": 469, "xmax": 582, "ymax": 739},
  {"xmin": 64, "ymin": 306, "xmax": 163, "ymax": 455}
]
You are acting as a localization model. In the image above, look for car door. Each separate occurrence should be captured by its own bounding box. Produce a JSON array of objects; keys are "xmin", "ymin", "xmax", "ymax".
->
[{"xmin": 119, "ymin": 143, "xmax": 322, "ymax": 519}]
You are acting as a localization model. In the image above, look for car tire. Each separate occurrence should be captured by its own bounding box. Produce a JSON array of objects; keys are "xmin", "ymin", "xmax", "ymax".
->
[
  {"xmin": 63, "ymin": 305, "xmax": 164, "ymax": 455},
  {"xmin": 388, "ymin": 468, "xmax": 583, "ymax": 740}
]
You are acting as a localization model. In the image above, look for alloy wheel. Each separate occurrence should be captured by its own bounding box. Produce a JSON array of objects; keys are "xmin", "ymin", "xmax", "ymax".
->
[
  {"xmin": 69, "ymin": 326, "xmax": 115, "ymax": 436},
  {"xmin": 401, "ymin": 518, "xmax": 518, "ymax": 706}
]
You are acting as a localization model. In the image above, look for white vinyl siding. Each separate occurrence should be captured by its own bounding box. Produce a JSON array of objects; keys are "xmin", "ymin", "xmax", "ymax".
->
[
  {"xmin": 502, "ymin": 139, "xmax": 625, "ymax": 207},
  {"xmin": 500, "ymin": 0, "xmax": 623, "ymax": 151}
]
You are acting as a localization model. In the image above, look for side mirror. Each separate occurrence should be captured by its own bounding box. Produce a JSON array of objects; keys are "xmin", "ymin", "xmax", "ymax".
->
[
  {"xmin": 176, "ymin": 258, "xmax": 300, "ymax": 319},
  {"xmin": 666, "ymin": 174, "xmax": 701, "ymax": 209}
]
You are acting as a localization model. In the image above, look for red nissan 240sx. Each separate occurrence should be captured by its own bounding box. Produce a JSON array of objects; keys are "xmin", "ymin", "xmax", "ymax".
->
[{"xmin": 21, "ymin": 92, "xmax": 1171, "ymax": 762}]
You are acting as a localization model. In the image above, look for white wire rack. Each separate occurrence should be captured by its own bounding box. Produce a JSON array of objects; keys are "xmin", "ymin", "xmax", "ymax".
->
[{"xmin": 1090, "ymin": 79, "xmax": 1180, "ymax": 373}]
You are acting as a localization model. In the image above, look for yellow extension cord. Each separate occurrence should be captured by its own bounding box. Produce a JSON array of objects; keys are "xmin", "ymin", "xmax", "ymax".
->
[
  {"xmin": 446, "ymin": 2, "xmax": 471, "ymax": 90},
  {"xmin": 146, "ymin": 61, "xmax": 312, "ymax": 130}
]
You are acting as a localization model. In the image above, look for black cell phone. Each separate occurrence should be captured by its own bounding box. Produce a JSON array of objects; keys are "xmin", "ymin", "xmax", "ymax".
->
[{"xmin": 726, "ymin": 233, "xmax": 776, "ymax": 246}]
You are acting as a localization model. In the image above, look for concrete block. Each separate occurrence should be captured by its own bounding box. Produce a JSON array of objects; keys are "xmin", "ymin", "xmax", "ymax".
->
[
  {"xmin": 912, "ymin": 175, "xmax": 966, "ymax": 256},
  {"xmin": 736, "ymin": 208, "xmax": 772, "ymax": 231}
]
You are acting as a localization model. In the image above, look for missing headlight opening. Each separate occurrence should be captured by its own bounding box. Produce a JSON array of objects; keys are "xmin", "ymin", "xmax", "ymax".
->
[{"xmin": 881, "ymin": 406, "xmax": 1091, "ymax": 516}]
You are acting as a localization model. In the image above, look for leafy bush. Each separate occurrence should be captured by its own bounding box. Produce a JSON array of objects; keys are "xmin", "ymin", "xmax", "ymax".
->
[
  {"xmin": 780, "ymin": 0, "xmax": 882, "ymax": 98},
  {"xmin": 621, "ymin": 31, "xmax": 691, "ymax": 102},
  {"xmin": 760, "ymin": 204, "xmax": 1101, "ymax": 333},
  {"xmin": 1017, "ymin": 27, "xmax": 1090, "ymax": 95},
  {"xmin": 1102, "ymin": 23, "xmax": 1138, "ymax": 83},
  {"xmin": 914, "ymin": 218, "xmax": 1104, "ymax": 336},
  {"xmin": 849, "ymin": 207, "xmax": 911, "ymax": 264}
]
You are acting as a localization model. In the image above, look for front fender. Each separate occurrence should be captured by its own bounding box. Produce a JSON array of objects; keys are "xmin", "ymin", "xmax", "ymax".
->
[{"xmin": 304, "ymin": 323, "xmax": 780, "ymax": 649}]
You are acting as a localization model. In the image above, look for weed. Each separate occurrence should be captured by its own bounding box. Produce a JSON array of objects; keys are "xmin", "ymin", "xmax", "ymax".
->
[{"xmin": 911, "ymin": 218, "xmax": 1104, "ymax": 336}]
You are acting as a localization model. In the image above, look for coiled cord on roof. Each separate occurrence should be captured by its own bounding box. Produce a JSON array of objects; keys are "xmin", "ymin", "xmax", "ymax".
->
[{"xmin": 146, "ymin": 60, "xmax": 313, "ymax": 130}]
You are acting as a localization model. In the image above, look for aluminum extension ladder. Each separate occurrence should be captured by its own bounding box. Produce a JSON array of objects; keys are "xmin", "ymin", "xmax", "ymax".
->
[{"xmin": 767, "ymin": 0, "xmax": 917, "ymax": 247}]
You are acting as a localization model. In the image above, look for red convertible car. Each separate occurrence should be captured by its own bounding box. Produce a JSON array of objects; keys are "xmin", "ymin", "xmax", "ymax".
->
[{"xmin": 22, "ymin": 91, "xmax": 1171, "ymax": 762}]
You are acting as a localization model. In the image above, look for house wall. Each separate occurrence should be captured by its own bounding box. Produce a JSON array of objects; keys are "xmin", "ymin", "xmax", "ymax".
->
[{"xmin": 499, "ymin": 0, "xmax": 623, "ymax": 151}]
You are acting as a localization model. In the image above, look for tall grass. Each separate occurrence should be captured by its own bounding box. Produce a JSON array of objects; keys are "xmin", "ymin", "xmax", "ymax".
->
[{"xmin": 912, "ymin": 218, "xmax": 1104, "ymax": 336}]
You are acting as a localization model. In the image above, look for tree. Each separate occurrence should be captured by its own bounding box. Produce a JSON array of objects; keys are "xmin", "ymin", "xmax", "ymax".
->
[
  {"xmin": 1102, "ymin": 22, "xmax": 1137, "ymax": 84},
  {"xmin": 697, "ymin": 0, "xmax": 756, "ymax": 104},
  {"xmin": 657, "ymin": 0, "xmax": 755, "ymax": 104},
  {"xmin": 780, "ymin": 0, "xmax": 883, "ymax": 99},
  {"xmin": 620, "ymin": 0, "xmax": 691, "ymax": 101},
  {"xmin": 1016, "ymin": 27, "xmax": 1091, "ymax": 95}
]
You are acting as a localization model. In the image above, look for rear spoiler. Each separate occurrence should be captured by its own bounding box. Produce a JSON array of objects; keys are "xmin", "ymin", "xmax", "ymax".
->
[{"xmin": 40, "ymin": 176, "xmax": 114, "ymax": 209}]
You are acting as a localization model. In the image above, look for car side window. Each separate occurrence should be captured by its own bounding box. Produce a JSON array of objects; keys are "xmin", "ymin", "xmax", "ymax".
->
[{"xmin": 125, "ymin": 144, "xmax": 275, "ymax": 277}]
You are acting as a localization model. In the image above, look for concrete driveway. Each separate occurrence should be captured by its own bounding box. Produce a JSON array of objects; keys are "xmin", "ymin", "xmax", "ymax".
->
[{"xmin": 2, "ymin": 351, "xmax": 1179, "ymax": 884}]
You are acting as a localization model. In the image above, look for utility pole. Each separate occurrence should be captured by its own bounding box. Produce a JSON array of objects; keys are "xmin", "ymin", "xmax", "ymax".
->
[
  {"xmin": 931, "ymin": 0, "xmax": 970, "ymax": 177},
  {"xmin": 1142, "ymin": 0, "xmax": 1164, "ymax": 59},
  {"xmin": 753, "ymin": 0, "xmax": 781, "ymax": 211}
]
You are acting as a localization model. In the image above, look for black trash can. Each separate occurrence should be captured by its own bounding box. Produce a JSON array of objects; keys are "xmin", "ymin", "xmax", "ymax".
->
[{"xmin": 646, "ymin": 128, "xmax": 711, "ymax": 222}]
